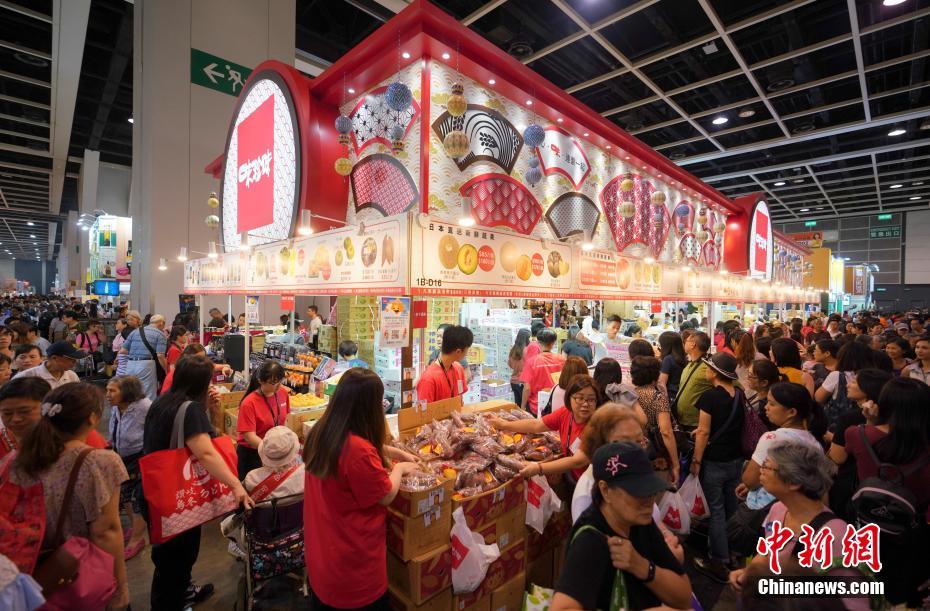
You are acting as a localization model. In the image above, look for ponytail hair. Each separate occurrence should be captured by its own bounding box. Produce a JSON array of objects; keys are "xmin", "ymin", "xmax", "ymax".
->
[
  {"xmin": 241, "ymin": 360, "xmax": 286, "ymax": 403},
  {"xmin": 769, "ymin": 381, "xmax": 827, "ymax": 441},
  {"xmin": 14, "ymin": 382, "xmax": 103, "ymax": 477}
]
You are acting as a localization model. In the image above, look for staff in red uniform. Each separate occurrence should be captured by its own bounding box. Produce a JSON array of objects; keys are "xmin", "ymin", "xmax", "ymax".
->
[
  {"xmin": 303, "ymin": 369, "xmax": 418, "ymax": 609},
  {"xmin": 416, "ymin": 326, "xmax": 473, "ymax": 404},
  {"xmin": 236, "ymin": 361, "xmax": 290, "ymax": 480}
]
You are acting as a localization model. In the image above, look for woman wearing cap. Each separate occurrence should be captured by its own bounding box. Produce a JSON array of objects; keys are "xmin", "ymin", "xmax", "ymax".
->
[
  {"xmin": 553, "ymin": 441, "xmax": 691, "ymax": 611},
  {"xmin": 690, "ymin": 352, "xmax": 746, "ymax": 583},
  {"xmin": 236, "ymin": 361, "xmax": 290, "ymax": 480},
  {"xmin": 244, "ymin": 426, "xmax": 304, "ymax": 499}
]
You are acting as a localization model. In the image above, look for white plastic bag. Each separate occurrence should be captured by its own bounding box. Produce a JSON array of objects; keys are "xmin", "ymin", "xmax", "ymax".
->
[
  {"xmin": 657, "ymin": 489, "xmax": 691, "ymax": 535},
  {"xmin": 523, "ymin": 584, "xmax": 555, "ymax": 611},
  {"xmin": 679, "ymin": 474, "xmax": 709, "ymax": 519},
  {"xmin": 525, "ymin": 475, "xmax": 563, "ymax": 534},
  {"xmin": 450, "ymin": 507, "xmax": 501, "ymax": 594}
]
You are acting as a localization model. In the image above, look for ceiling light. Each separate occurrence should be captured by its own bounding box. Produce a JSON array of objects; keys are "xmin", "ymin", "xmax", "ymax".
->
[
  {"xmin": 488, "ymin": 79, "xmax": 495, "ymax": 85},
  {"xmin": 459, "ymin": 197, "xmax": 475, "ymax": 227},
  {"xmin": 583, "ymin": 132, "xmax": 589, "ymax": 137},
  {"xmin": 882, "ymin": 0, "xmax": 907, "ymax": 5},
  {"xmin": 701, "ymin": 41, "xmax": 718, "ymax": 55},
  {"xmin": 681, "ymin": 265, "xmax": 691, "ymax": 272},
  {"xmin": 913, "ymin": 181, "xmax": 924, "ymax": 186},
  {"xmin": 793, "ymin": 179, "xmax": 804, "ymax": 184},
  {"xmin": 158, "ymin": 258, "xmax": 167, "ymax": 271},
  {"xmin": 26, "ymin": 222, "xmax": 33, "ymax": 226},
  {"xmin": 28, "ymin": 234, "xmax": 35, "ymax": 238},
  {"xmin": 843, "ymin": 257, "xmax": 851, "ymax": 261},
  {"xmin": 910, "ymin": 196, "xmax": 921, "ymax": 200},
  {"xmin": 890, "ymin": 184, "xmax": 903, "ymax": 188},
  {"xmin": 80, "ymin": 226, "xmax": 89, "ymax": 231},
  {"xmin": 888, "ymin": 128, "xmax": 906, "ymax": 136},
  {"xmin": 401, "ymin": 52, "xmax": 410, "ymax": 59},
  {"xmin": 712, "ymin": 116, "xmax": 728, "ymax": 125},
  {"xmin": 920, "ymin": 118, "xmax": 930, "ymax": 130},
  {"xmin": 177, "ymin": 247, "xmax": 188, "ymax": 262},
  {"xmin": 738, "ymin": 107, "xmax": 756, "ymax": 118},
  {"xmin": 816, "ymin": 207, "xmax": 824, "ymax": 210},
  {"xmin": 347, "ymin": 88, "xmax": 355, "ymax": 94},
  {"xmin": 556, "ymin": 118, "xmax": 563, "ymax": 123},
  {"xmin": 581, "ymin": 241, "xmax": 594, "ymax": 251},
  {"xmin": 774, "ymin": 181, "xmax": 786, "ymax": 186},
  {"xmin": 606, "ymin": 145, "xmax": 611, "ymax": 150},
  {"xmin": 127, "ymin": 117, "xmax": 133, "ymax": 124},
  {"xmin": 441, "ymin": 52, "xmax": 450, "ymax": 60},
  {"xmin": 800, "ymin": 208, "xmax": 810, "ymax": 212},
  {"xmin": 297, "ymin": 210, "xmax": 313, "ymax": 236},
  {"xmin": 525, "ymin": 100, "xmax": 532, "ymax": 106}
]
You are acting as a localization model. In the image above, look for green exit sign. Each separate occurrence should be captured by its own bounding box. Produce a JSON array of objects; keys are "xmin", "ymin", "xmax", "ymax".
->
[
  {"xmin": 877, "ymin": 214, "xmax": 893, "ymax": 221},
  {"xmin": 804, "ymin": 221, "xmax": 817, "ymax": 227},
  {"xmin": 876, "ymin": 288, "xmax": 887, "ymax": 292}
]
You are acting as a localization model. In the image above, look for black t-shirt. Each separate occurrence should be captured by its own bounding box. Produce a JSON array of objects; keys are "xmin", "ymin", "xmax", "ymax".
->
[
  {"xmin": 142, "ymin": 398, "xmax": 215, "ymax": 455},
  {"xmin": 556, "ymin": 505, "xmax": 684, "ymax": 610},
  {"xmin": 660, "ymin": 355, "xmax": 684, "ymax": 395},
  {"xmin": 697, "ymin": 386, "xmax": 744, "ymax": 462},
  {"xmin": 562, "ymin": 340, "xmax": 593, "ymax": 365}
]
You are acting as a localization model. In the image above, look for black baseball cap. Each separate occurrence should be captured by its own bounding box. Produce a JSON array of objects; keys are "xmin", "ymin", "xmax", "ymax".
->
[
  {"xmin": 46, "ymin": 341, "xmax": 87, "ymax": 360},
  {"xmin": 593, "ymin": 441, "xmax": 673, "ymax": 497}
]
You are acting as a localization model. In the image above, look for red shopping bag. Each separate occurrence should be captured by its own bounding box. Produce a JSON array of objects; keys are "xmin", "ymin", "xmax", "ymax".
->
[
  {"xmin": 0, "ymin": 453, "xmax": 46, "ymax": 573},
  {"xmin": 139, "ymin": 401, "xmax": 239, "ymax": 544}
]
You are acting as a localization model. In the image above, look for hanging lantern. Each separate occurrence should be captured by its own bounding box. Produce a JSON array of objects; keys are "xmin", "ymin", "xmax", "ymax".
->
[
  {"xmin": 673, "ymin": 249, "xmax": 683, "ymax": 264},
  {"xmin": 650, "ymin": 191, "xmax": 666, "ymax": 206},
  {"xmin": 525, "ymin": 165, "xmax": 543, "ymax": 186},
  {"xmin": 389, "ymin": 124, "xmax": 406, "ymax": 155},
  {"xmin": 652, "ymin": 208, "xmax": 666, "ymax": 228},
  {"xmin": 523, "ymin": 124, "xmax": 545, "ymax": 148},
  {"xmin": 697, "ymin": 208, "xmax": 708, "ymax": 226},
  {"xmin": 207, "ymin": 192, "xmax": 219, "ymax": 209},
  {"xmin": 618, "ymin": 200, "xmax": 636, "ymax": 219},
  {"xmin": 620, "ymin": 178, "xmax": 634, "ymax": 192},
  {"xmin": 715, "ymin": 234, "xmax": 724, "ymax": 246},
  {"xmin": 447, "ymin": 82, "xmax": 467, "ymax": 117},
  {"xmin": 335, "ymin": 114, "xmax": 352, "ymax": 145},
  {"xmin": 204, "ymin": 214, "xmax": 219, "ymax": 229},
  {"xmin": 334, "ymin": 157, "xmax": 353, "ymax": 176},
  {"xmin": 443, "ymin": 130, "xmax": 469, "ymax": 158},
  {"xmin": 527, "ymin": 156, "xmax": 540, "ymax": 169},
  {"xmin": 695, "ymin": 226, "xmax": 709, "ymax": 242},
  {"xmin": 713, "ymin": 220, "xmax": 726, "ymax": 234},
  {"xmin": 385, "ymin": 82, "xmax": 412, "ymax": 112}
]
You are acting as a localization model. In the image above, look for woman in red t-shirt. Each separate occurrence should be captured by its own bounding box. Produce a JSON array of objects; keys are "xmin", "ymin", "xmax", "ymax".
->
[
  {"xmin": 165, "ymin": 325, "xmax": 191, "ymax": 372},
  {"xmin": 236, "ymin": 361, "xmax": 290, "ymax": 480},
  {"xmin": 491, "ymin": 376, "xmax": 601, "ymax": 483},
  {"xmin": 302, "ymin": 369, "xmax": 418, "ymax": 609}
]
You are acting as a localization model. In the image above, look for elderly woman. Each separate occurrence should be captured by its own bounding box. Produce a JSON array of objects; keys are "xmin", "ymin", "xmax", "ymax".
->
[
  {"xmin": 553, "ymin": 441, "xmax": 691, "ymax": 611},
  {"xmin": 106, "ymin": 375, "xmax": 152, "ymax": 560},
  {"xmin": 114, "ymin": 311, "xmax": 142, "ymax": 377},
  {"xmin": 729, "ymin": 442, "xmax": 870, "ymax": 611}
]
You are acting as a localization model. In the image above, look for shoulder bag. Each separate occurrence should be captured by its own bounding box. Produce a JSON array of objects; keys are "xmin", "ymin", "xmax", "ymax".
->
[
  {"xmin": 137, "ymin": 327, "xmax": 167, "ymax": 383},
  {"xmin": 32, "ymin": 448, "xmax": 118, "ymax": 609}
]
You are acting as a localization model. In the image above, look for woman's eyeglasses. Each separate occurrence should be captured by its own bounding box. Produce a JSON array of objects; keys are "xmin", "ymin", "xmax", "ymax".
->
[{"xmin": 571, "ymin": 395, "xmax": 597, "ymax": 405}]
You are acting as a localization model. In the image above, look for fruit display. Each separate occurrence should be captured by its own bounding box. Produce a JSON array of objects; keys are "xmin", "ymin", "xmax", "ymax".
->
[
  {"xmin": 515, "ymin": 254, "xmax": 532, "ymax": 281},
  {"xmin": 438, "ymin": 234, "xmax": 459, "ymax": 269},
  {"xmin": 393, "ymin": 409, "xmax": 562, "ymax": 499},
  {"xmin": 289, "ymin": 392, "xmax": 327, "ymax": 409},
  {"xmin": 457, "ymin": 244, "xmax": 478, "ymax": 275},
  {"xmin": 361, "ymin": 237, "xmax": 378, "ymax": 267},
  {"xmin": 343, "ymin": 237, "xmax": 355, "ymax": 260},
  {"xmin": 500, "ymin": 242, "xmax": 518, "ymax": 273}
]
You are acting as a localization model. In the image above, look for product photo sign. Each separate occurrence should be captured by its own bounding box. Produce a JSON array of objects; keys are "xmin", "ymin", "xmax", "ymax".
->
[
  {"xmin": 577, "ymin": 250, "xmax": 663, "ymax": 297},
  {"xmin": 411, "ymin": 217, "xmax": 572, "ymax": 297},
  {"xmin": 379, "ymin": 297, "xmax": 411, "ymax": 348}
]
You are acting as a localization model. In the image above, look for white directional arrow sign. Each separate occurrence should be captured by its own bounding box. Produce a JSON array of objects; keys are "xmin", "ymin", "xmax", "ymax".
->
[{"xmin": 203, "ymin": 62, "xmax": 224, "ymax": 84}]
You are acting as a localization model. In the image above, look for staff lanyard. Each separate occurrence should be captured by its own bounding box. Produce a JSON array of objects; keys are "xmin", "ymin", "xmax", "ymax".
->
[
  {"xmin": 263, "ymin": 392, "xmax": 282, "ymax": 426},
  {"xmin": 438, "ymin": 360, "xmax": 456, "ymax": 396}
]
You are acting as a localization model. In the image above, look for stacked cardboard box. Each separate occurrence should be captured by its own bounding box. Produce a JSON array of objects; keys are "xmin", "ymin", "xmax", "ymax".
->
[
  {"xmin": 318, "ymin": 324, "xmax": 338, "ymax": 355},
  {"xmin": 425, "ymin": 298, "xmax": 460, "ymax": 356},
  {"xmin": 336, "ymin": 296, "xmax": 379, "ymax": 365}
]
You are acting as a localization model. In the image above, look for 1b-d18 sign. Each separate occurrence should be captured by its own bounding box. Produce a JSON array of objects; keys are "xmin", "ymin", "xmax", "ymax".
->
[
  {"xmin": 221, "ymin": 70, "xmax": 301, "ymax": 251},
  {"xmin": 747, "ymin": 199, "xmax": 773, "ymax": 281}
]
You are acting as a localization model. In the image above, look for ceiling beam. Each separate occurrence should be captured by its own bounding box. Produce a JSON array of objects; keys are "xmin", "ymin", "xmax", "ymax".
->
[
  {"xmin": 805, "ymin": 165, "xmax": 839, "ymax": 216},
  {"xmin": 748, "ymin": 174, "xmax": 800, "ymax": 220},
  {"xmin": 48, "ymin": 0, "xmax": 90, "ymax": 214},
  {"xmin": 462, "ymin": 0, "xmax": 507, "ymax": 26},
  {"xmin": 0, "ymin": 0, "xmax": 52, "ymax": 22},
  {"xmin": 87, "ymin": 3, "xmax": 132, "ymax": 150},
  {"xmin": 846, "ymin": 0, "xmax": 871, "ymax": 122}
]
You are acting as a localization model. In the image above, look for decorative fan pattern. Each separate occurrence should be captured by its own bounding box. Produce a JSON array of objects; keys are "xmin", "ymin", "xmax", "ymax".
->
[
  {"xmin": 350, "ymin": 154, "xmax": 420, "ymax": 217},
  {"xmin": 460, "ymin": 174, "xmax": 542, "ymax": 235},
  {"xmin": 349, "ymin": 86, "xmax": 420, "ymax": 155},
  {"xmin": 431, "ymin": 105, "xmax": 523, "ymax": 174},
  {"xmin": 600, "ymin": 173, "xmax": 670, "ymax": 257},
  {"xmin": 673, "ymin": 202, "xmax": 694, "ymax": 237},
  {"xmin": 545, "ymin": 192, "xmax": 600, "ymax": 240},
  {"xmin": 679, "ymin": 233, "xmax": 702, "ymax": 265},
  {"xmin": 702, "ymin": 241, "xmax": 721, "ymax": 270}
]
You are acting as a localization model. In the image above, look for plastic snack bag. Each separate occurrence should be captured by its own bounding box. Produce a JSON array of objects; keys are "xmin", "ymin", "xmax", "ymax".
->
[
  {"xmin": 679, "ymin": 474, "xmax": 709, "ymax": 519},
  {"xmin": 525, "ymin": 475, "xmax": 563, "ymax": 534},
  {"xmin": 450, "ymin": 507, "xmax": 500, "ymax": 593},
  {"xmin": 523, "ymin": 584, "xmax": 554, "ymax": 611},
  {"xmin": 657, "ymin": 489, "xmax": 691, "ymax": 535}
]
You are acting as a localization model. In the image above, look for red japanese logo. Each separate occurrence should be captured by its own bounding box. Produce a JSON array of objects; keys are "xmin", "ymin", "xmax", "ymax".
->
[{"xmin": 236, "ymin": 95, "xmax": 275, "ymax": 233}]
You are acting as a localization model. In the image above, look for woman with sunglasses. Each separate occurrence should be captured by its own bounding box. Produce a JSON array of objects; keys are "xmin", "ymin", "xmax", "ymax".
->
[{"xmin": 235, "ymin": 361, "xmax": 290, "ymax": 479}]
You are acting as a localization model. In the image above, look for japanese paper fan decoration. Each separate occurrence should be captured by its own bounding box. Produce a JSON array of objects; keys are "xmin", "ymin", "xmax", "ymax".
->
[
  {"xmin": 600, "ymin": 173, "xmax": 670, "ymax": 257},
  {"xmin": 545, "ymin": 192, "xmax": 600, "ymax": 240},
  {"xmin": 702, "ymin": 240, "xmax": 721, "ymax": 270},
  {"xmin": 459, "ymin": 173, "xmax": 542, "ymax": 235},
  {"xmin": 348, "ymin": 86, "xmax": 420, "ymax": 155},
  {"xmin": 679, "ymin": 233, "xmax": 702, "ymax": 265},
  {"xmin": 350, "ymin": 154, "xmax": 419, "ymax": 217},
  {"xmin": 431, "ymin": 105, "xmax": 524, "ymax": 174}
]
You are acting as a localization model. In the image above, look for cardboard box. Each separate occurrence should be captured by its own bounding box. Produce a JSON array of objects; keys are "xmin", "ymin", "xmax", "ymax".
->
[
  {"xmin": 453, "ymin": 478, "xmax": 526, "ymax": 533},
  {"xmin": 398, "ymin": 396, "xmax": 463, "ymax": 432},
  {"xmin": 388, "ymin": 586, "xmax": 452, "ymax": 611},
  {"xmin": 223, "ymin": 408, "xmax": 239, "ymax": 438},
  {"xmin": 217, "ymin": 389, "xmax": 245, "ymax": 411},
  {"xmin": 461, "ymin": 400, "xmax": 517, "ymax": 416},
  {"xmin": 473, "ymin": 538, "xmax": 527, "ymax": 601},
  {"xmin": 526, "ymin": 508, "xmax": 572, "ymax": 562},
  {"xmin": 387, "ymin": 544, "xmax": 452, "ymax": 605},
  {"xmin": 525, "ymin": 547, "xmax": 553, "ymax": 590},
  {"xmin": 387, "ymin": 504, "xmax": 452, "ymax": 561},
  {"xmin": 490, "ymin": 572, "xmax": 526, "ymax": 611},
  {"xmin": 285, "ymin": 408, "xmax": 326, "ymax": 438},
  {"xmin": 452, "ymin": 591, "xmax": 491, "ymax": 611},
  {"xmin": 391, "ymin": 478, "xmax": 454, "ymax": 518},
  {"xmin": 477, "ymin": 504, "xmax": 526, "ymax": 552}
]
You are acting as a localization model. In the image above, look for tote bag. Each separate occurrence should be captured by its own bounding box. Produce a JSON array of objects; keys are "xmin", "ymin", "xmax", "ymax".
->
[{"xmin": 139, "ymin": 401, "xmax": 238, "ymax": 544}]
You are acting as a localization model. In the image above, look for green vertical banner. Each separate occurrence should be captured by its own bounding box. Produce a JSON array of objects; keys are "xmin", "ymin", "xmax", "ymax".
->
[{"xmin": 190, "ymin": 48, "xmax": 252, "ymax": 97}]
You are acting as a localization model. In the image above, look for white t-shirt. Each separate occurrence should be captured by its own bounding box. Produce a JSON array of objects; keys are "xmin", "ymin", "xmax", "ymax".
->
[
  {"xmin": 550, "ymin": 386, "xmax": 566, "ymax": 412},
  {"xmin": 747, "ymin": 428, "xmax": 821, "ymax": 509},
  {"xmin": 821, "ymin": 371, "xmax": 854, "ymax": 400},
  {"xmin": 12, "ymin": 364, "xmax": 80, "ymax": 389},
  {"xmin": 903, "ymin": 361, "xmax": 930, "ymax": 385},
  {"xmin": 570, "ymin": 464, "xmax": 661, "ymax": 524}
]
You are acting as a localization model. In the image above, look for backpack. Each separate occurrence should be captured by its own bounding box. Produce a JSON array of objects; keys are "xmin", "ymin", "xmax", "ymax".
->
[
  {"xmin": 851, "ymin": 425, "xmax": 930, "ymax": 538},
  {"xmin": 823, "ymin": 373, "xmax": 854, "ymax": 433}
]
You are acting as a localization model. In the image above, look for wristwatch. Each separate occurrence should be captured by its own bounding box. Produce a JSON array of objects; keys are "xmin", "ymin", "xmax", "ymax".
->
[{"xmin": 642, "ymin": 560, "xmax": 656, "ymax": 583}]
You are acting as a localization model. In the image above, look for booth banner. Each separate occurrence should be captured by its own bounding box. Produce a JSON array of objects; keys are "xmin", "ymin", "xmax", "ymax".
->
[
  {"xmin": 411, "ymin": 217, "xmax": 572, "ymax": 297},
  {"xmin": 184, "ymin": 214, "xmax": 407, "ymax": 294},
  {"xmin": 246, "ymin": 296, "xmax": 260, "ymax": 323},
  {"xmin": 379, "ymin": 297, "xmax": 410, "ymax": 348},
  {"xmin": 577, "ymin": 250, "xmax": 663, "ymax": 296}
]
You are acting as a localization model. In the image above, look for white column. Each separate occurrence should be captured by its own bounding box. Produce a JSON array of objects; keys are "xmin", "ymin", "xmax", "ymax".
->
[{"xmin": 131, "ymin": 0, "xmax": 295, "ymax": 316}]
